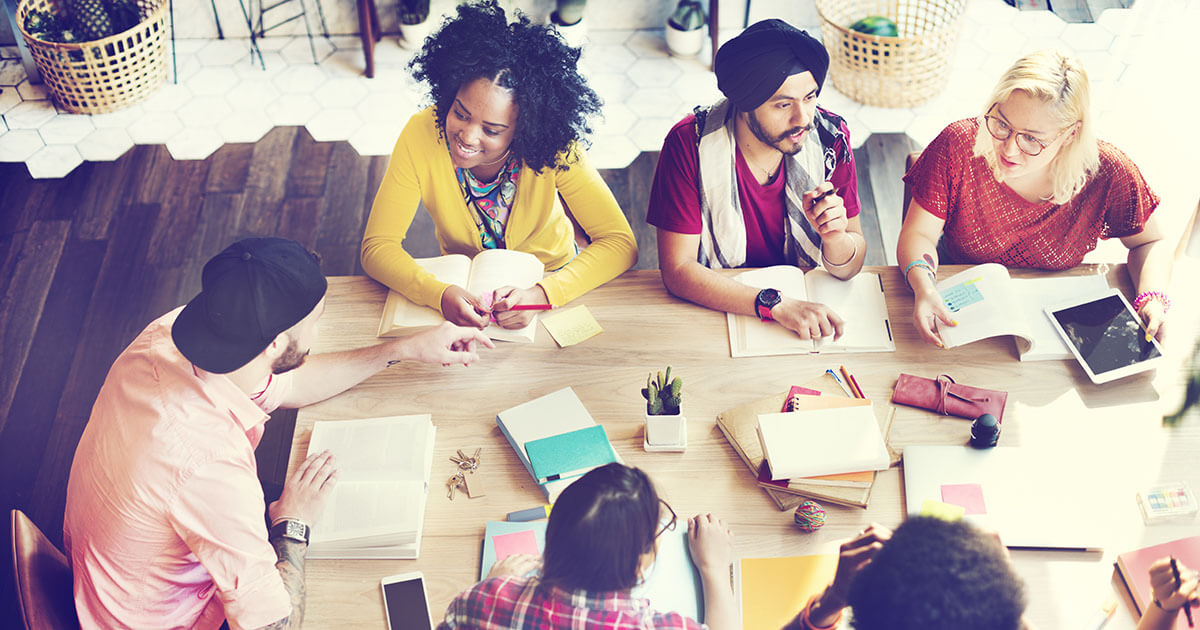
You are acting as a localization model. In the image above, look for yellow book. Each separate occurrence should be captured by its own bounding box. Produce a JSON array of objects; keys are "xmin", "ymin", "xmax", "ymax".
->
[{"xmin": 735, "ymin": 554, "xmax": 839, "ymax": 630}]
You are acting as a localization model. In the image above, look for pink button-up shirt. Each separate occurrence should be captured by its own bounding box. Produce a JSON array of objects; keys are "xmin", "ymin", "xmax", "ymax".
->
[{"xmin": 64, "ymin": 308, "xmax": 294, "ymax": 630}]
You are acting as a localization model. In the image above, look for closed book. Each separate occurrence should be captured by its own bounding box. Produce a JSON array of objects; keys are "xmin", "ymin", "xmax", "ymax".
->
[
  {"xmin": 735, "ymin": 554, "xmax": 838, "ymax": 630},
  {"xmin": 525, "ymin": 425, "xmax": 617, "ymax": 484},
  {"xmin": 1116, "ymin": 536, "xmax": 1200, "ymax": 627},
  {"xmin": 757, "ymin": 404, "xmax": 890, "ymax": 480},
  {"xmin": 756, "ymin": 461, "xmax": 873, "ymax": 490}
]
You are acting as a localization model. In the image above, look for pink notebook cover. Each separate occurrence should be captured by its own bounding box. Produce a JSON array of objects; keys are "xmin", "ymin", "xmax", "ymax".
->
[{"xmin": 1116, "ymin": 535, "xmax": 1200, "ymax": 626}]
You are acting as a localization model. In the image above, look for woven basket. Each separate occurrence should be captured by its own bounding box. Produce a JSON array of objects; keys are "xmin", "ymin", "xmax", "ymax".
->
[
  {"xmin": 16, "ymin": 0, "xmax": 168, "ymax": 114},
  {"xmin": 815, "ymin": 0, "xmax": 967, "ymax": 108}
]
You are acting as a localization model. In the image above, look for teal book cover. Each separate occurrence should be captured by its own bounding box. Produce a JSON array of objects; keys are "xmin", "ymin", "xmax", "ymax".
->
[{"xmin": 524, "ymin": 425, "xmax": 616, "ymax": 483}]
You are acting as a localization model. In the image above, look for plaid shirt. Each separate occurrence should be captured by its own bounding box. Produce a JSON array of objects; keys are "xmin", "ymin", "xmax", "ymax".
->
[{"xmin": 438, "ymin": 575, "xmax": 705, "ymax": 630}]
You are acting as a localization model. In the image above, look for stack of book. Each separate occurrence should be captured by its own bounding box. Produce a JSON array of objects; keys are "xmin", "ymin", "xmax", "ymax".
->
[
  {"xmin": 304, "ymin": 414, "xmax": 436, "ymax": 558},
  {"xmin": 497, "ymin": 387, "xmax": 620, "ymax": 501},
  {"xmin": 716, "ymin": 380, "xmax": 897, "ymax": 509}
]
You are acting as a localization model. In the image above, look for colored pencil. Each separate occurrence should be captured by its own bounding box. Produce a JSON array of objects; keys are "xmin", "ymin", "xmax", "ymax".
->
[{"xmin": 507, "ymin": 304, "xmax": 553, "ymax": 311}]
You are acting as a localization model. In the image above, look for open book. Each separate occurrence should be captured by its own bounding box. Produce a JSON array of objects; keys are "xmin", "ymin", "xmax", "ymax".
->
[
  {"xmin": 378, "ymin": 249, "xmax": 545, "ymax": 343},
  {"xmin": 934, "ymin": 263, "xmax": 1109, "ymax": 360},
  {"xmin": 727, "ymin": 266, "xmax": 894, "ymax": 357},
  {"xmin": 305, "ymin": 414, "xmax": 435, "ymax": 559}
]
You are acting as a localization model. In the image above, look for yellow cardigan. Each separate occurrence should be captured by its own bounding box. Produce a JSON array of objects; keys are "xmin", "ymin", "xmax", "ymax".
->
[{"xmin": 361, "ymin": 107, "xmax": 638, "ymax": 312}]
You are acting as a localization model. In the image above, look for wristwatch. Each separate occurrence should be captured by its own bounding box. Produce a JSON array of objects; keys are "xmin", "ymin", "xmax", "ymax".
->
[
  {"xmin": 269, "ymin": 519, "xmax": 310, "ymax": 545},
  {"xmin": 755, "ymin": 288, "xmax": 782, "ymax": 321}
]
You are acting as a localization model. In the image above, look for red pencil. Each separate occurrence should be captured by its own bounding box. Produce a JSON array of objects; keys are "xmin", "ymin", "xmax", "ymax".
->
[
  {"xmin": 840, "ymin": 365, "xmax": 865, "ymax": 399},
  {"xmin": 507, "ymin": 304, "xmax": 553, "ymax": 311}
]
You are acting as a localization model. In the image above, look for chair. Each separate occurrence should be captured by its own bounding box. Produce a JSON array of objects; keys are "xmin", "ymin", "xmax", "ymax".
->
[{"xmin": 11, "ymin": 509, "xmax": 80, "ymax": 630}]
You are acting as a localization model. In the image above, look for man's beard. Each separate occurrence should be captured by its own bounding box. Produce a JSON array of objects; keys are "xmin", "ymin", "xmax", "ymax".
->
[
  {"xmin": 271, "ymin": 337, "xmax": 309, "ymax": 374},
  {"xmin": 746, "ymin": 110, "xmax": 811, "ymax": 156}
]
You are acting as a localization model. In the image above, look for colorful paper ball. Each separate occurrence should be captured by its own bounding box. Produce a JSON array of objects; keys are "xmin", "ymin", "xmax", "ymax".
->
[{"xmin": 793, "ymin": 500, "xmax": 826, "ymax": 532}]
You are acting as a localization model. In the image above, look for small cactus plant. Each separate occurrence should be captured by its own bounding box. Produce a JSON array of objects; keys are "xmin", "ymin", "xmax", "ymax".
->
[{"xmin": 641, "ymin": 366, "xmax": 683, "ymax": 415}]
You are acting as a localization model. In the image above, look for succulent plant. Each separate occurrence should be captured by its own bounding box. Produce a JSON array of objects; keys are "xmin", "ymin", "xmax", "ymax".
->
[
  {"xmin": 641, "ymin": 366, "xmax": 683, "ymax": 415},
  {"xmin": 668, "ymin": 0, "xmax": 705, "ymax": 32}
]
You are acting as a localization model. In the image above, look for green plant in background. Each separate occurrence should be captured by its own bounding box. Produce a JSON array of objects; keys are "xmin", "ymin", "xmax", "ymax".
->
[
  {"xmin": 399, "ymin": 0, "xmax": 430, "ymax": 26},
  {"xmin": 642, "ymin": 367, "xmax": 683, "ymax": 415},
  {"xmin": 553, "ymin": 0, "xmax": 586, "ymax": 26},
  {"xmin": 850, "ymin": 15, "xmax": 898, "ymax": 37},
  {"xmin": 668, "ymin": 0, "xmax": 705, "ymax": 31},
  {"xmin": 23, "ymin": 0, "xmax": 142, "ymax": 43}
]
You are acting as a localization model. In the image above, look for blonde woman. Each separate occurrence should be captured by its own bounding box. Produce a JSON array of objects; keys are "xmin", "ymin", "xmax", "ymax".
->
[{"xmin": 897, "ymin": 50, "xmax": 1171, "ymax": 347}]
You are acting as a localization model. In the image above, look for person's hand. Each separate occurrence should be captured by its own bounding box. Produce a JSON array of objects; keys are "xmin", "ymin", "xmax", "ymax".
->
[
  {"xmin": 1138, "ymin": 299, "xmax": 1167, "ymax": 343},
  {"xmin": 811, "ymin": 524, "xmax": 893, "ymax": 622},
  {"xmin": 268, "ymin": 450, "xmax": 338, "ymax": 527},
  {"xmin": 687, "ymin": 513, "xmax": 735, "ymax": 576},
  {"xmin": 486, "ymin": 553, "xmax": 541, "ymax": 580},
  {"xmin": 771, "ymin": 297, "xmax": 845, "ymax": 341},
  {"xmin": 440, "ymin": 285, "xmax": 489, "ymax": 329},
  {"xmin": 1148, "ymin": 557, "xmax": 1200, "ymax": 612},
  {"xmin": 395, "ymin": 321, "xmax": 495, "ymax": 367},
  {"xmin": 491, "ymin": 285, "xmax": 549, "ymax": 330},
  {"xmin": 911, "ymin": 286, "xmax": 955, "ymax": 347},
  {"xmin": 802, "ymin": 182, "xmax": 848, "ymax": 237}
]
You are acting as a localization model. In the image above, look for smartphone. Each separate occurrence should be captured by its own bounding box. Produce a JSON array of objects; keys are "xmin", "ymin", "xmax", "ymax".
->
[{"xmin": 381, "ymin": 571, "xmax": 434, "ymax": 630}]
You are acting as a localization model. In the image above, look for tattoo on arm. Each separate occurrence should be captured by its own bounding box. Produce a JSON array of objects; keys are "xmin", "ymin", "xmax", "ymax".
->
[{"xmin": 254, "ymin": 537, "xmax": 309, "ymax": 630}]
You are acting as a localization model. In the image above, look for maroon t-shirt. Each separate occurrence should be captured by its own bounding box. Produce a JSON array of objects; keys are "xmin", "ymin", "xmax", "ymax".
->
[{"xmin": 646, "ymin": 111, "xmax": 861, "ymax": 267}]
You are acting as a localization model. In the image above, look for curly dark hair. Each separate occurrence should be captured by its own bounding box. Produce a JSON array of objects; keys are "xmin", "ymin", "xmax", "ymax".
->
[
  {"xmin": 408, "ymin": 0, "xmax": 602, "ymax": 173},
  {"xmin": 847, "ymin": 517, "xmax": 1027, "ymax": 630}
]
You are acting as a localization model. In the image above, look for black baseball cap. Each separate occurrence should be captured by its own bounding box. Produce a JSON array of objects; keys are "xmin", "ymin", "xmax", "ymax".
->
[{"xmin": 172, "ymin": 238, "xmax": 327, "ymax": 374}]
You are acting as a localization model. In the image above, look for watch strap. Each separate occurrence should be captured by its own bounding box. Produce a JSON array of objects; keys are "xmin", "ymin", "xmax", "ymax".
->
[{"xmin": 270, "ymin": 519, "xmax": 310, "ymax": 545}]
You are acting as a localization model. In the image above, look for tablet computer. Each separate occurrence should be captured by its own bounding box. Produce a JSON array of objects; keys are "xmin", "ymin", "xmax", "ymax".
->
[
  {"xmin": 381, "ymin": 571, "xmax": 434, "ymax": 630},
  {"xmin": 1044, "ymin": 289, "xmax": 1164, "ymax": 384}
]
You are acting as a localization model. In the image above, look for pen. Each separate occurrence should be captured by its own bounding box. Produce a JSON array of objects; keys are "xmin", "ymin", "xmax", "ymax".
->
[
  {"xmin": 507, "ymin": 304, "xmax": 553, "ymax": 311},
  {"xmin": 507, "ymin": 504, "xmax": 552, "ymax": 522},
  {"xmin": 1085, "ymin": 598, "xmax": 1117, "ymax": 630},
  {"xmin": 1172, "ymin": 557, "xmax": 1194, "ymax": 627},
  {"xmin": 809, "ymin": 187, "xmax": 835, "ymax": 207},
  {"xmin": 825, "ymin": 369, "xmax": 854, "ymax": 398}
]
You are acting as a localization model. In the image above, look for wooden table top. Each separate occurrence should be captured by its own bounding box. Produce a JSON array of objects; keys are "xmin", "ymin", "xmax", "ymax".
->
[{"xmin": 289, "ymin": 265, "xmax": 1199, "ymax": 629}]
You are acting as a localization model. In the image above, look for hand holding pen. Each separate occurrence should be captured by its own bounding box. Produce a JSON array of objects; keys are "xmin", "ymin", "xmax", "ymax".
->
[
  {"xmin": 802, "ymin": 183, "xmax": 848, "ymax": 237},
  {"xmin": 1147, "ymin": 557, "xmax": 1199, "ymax": 627},
  {"xmin": 489, "ymin": 285, "xmax": 552, "ymax": 329}
]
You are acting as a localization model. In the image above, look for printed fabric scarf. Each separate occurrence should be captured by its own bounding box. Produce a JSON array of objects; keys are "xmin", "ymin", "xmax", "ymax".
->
[
  {"xmin": 694, "ymin": 98, "xmax": 846, "ymax": 268},
  {"xmin": 456, "ymin": 159, "xmax": 521, "ymax": 249}
]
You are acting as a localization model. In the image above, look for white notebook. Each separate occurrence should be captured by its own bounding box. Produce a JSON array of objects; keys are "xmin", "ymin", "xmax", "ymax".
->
[{"xmin": 756, "ymin": 404, "xmax": 890, "ymax": 480}]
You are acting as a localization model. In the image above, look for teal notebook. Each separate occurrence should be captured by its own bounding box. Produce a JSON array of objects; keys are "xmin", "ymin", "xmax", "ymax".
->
[
  {"xmin": 477, "ymin": 520, "xmax": 704, "ymax": 622},
  {"xmin": 524, "ymin": 425, "xmax": 617, "ymax": 484}
]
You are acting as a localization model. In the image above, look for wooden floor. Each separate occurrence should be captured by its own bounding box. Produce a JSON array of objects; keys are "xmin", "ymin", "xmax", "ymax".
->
[{"xmin": 0, "ymin": 126, "xmax": 901, "ymax": 615}]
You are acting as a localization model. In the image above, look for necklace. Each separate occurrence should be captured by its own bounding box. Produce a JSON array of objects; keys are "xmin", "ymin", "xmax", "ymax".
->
[{"xmin": 746, "ymin": 153, "xmax": 782, "ymax": 183}]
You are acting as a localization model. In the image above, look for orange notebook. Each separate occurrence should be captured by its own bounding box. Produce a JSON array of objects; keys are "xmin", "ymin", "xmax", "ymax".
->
[{"xmin": 1116, "ymin": 535, "xmax": 1200, "ymax": 627}]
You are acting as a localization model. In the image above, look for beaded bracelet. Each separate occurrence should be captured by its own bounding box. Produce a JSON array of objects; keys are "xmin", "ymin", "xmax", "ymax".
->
[
  {"xmin": 902, "ymin": 260, "xmax": 935, "ymax": 289},
  {"xmin": 1133, "ymin": 291, "xmax": 1171, "ymax": 313}
]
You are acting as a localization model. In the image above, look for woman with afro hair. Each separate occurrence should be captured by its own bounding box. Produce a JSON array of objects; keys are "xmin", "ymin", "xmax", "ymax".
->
[{"xmin": 361, "ymin": 0, "xmax": 637, "ymax": 330}]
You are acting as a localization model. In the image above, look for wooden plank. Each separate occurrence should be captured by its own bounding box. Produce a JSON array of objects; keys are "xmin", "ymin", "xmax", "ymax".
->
[
  {"xmin": 147, "ymin": 160, "xmax": 210, "ymax": 266},
  {"xmin": 73, "ymin": 151, "xmax": 141, "ymax": 241},
  {"xmin": 286, "ymin": 127, "xmax": 334, "ymax": 200},
  {"xmin": 862, "ymin": 132, "xmax": 920, "ymax": 265},
  {"xmin": 852, "ymin": 144, "xmax": 886, "ymax": 268},
  {"xmin": 0, "ymin": 221, "xmax": 69, "ymax": 433},
  {"xmin": 277, "ymin": 196, "xmax": 323, "ymax": 247},
  {"xmin": 239, "ymin": 126, "xmax": 298, "ymax": 236},
  {"xmin": 315, "ymin": 142, "xmax": 373, "ymax": 275},
  {"xmin": 205, "ymin": 142, "xmax": 255, "ymax": 193},
  {"xmin": 133, "ymin": 145, "xmax": 178, "ymax": 205}
]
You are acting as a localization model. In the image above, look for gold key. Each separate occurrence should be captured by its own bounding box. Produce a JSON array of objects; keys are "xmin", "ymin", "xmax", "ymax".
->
[{"xmin": 446, "ymin": 472, "xmax": 464, "ymax": 500}]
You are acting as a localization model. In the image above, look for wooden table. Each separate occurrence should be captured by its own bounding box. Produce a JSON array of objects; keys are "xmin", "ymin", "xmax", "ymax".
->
[{"xmin": 289, "ymin": 265, "xmax": 1199, "ymax": 629}]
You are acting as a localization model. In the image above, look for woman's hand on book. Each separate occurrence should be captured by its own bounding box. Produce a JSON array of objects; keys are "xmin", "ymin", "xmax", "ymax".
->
[
  {"xmin": 486, "ymin": 553, "xmax": 541, "ymax": 580},
  {"xmin": 911, "ymin": 287, "xmax": 955, "ymax": 348},
  {"xmin": 442, "ymin": 285, "xmax": 489, "ymax": 329},
  {"xmin": 773, "ymin": 298, "xmax": 844, "ymax": 341},
  {"xmin": 491, "ymin": 285, "xmax": 549, "ymax": 329},
  {"xmin": 687, "ymin": 513, "xmax": 735, "ymax": 576}
]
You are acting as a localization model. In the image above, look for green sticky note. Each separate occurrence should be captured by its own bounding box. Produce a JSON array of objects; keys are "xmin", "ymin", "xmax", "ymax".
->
[{"xmin": 920, "ymin": 498, "xmax": 966, "ymax": 522}]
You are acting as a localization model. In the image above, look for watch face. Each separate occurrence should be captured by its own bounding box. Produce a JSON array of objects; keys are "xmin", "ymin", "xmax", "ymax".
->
[{"xmin": 286, "ymin": 521, "xmax": 305, "ymax": 538}]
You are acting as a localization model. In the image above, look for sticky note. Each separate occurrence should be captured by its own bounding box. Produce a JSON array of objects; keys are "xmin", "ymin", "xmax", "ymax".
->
[
  {"xmin": 541, "ymin": 306, "xmax": 603, "ymax": 347},
  {"xmin": 940, "ymin": 483, "xmax": 987, "ymax": 515},
  {"xmin": 920, "ymin": 498, "xmax": 966, "ymax": 521},
  {"xmin": 492, "ymin": 530, "xmax": 539, "ymax": 562}
]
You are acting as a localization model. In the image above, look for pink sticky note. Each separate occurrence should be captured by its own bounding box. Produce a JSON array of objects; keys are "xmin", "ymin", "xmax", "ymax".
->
[
  {"xmin": 940, "ymin": 483, "xmax": 987, "ymax": 515},
  {"xmin": 492, "ymin": 530, "xmax": 539, "ymax": 562}
]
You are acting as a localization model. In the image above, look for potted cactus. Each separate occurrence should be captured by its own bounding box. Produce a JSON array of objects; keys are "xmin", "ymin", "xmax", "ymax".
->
[
  {"xmin": 641, "ymin": 367, "xmax": 686, "ymax": 451},
  {"xmin": 665, "ymin": 0, "xmax": 705, "ymax": 57},
  {"xmin": 398, "ymin": 0, "xmax": 433, "ymax": 50}
]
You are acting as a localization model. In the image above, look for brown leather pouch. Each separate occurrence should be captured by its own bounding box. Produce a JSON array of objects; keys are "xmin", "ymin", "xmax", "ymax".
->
[{"xmin": 891, "ymin": 374, "xmax": 1008, "ymax": 422}]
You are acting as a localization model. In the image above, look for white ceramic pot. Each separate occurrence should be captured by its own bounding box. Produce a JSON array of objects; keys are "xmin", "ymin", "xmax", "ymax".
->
[
  {"xmin": 665, "ymin": 24, "xmax": 704, "ymax": 57},
  {"xmin": 398, "ymin": 19, "xmax": 435, "ymax": 50},
  {"xmin": 645, "ymin": 412, "xmax": 686, "ymax": 448},
  {"xmin": 551, "ymin": 13, "xmax": 589, "ymax": 49}
]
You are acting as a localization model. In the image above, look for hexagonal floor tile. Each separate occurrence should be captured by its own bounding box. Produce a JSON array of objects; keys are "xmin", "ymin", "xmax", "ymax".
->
[
  {"xmin": 626, "ymin": 87, "xmax": 682, "ymax": 119},
  {"xmin": 38, "ymin": 115, "xmax": 95, "ymax": 145},
  {"xmin": 348, "ymin": 120, "xmax": 405, "ymax": 157},
  {"xmin": 90, "ymin": 104, "xmax": 145, "ymax": 129},
  {"xmin": 581, "ymin": 43, "xmax": 638, "ymax": 74},
  {"xmin": 628, "ymin": 117, "xmax": 675, "ymax": 152},
  {"xmin": 0, "ymin": 85, "xmax": 21, "ymax": 115},
  {"xmin": 315, "ymin": 77, "xmax": 370, "ymax": 110},
  {"xmin": 905, "ymin": 114, "xmax": 949, "ymax": 147},
  {"xmin": 670, "ymin": 72, "xmax": 720, "ymax": 106},
  {"xmin": 587, "ymin": 134, "xmax": 640, "ymax": 170},
  {"xmin": 626, "ymin": 58, "xmax": 681, "ymax": 89},
  {"xmin": 816, "ymin": 87, "xmax": 862, "ymax": 121},
  {"xmin": 141, "ymin": 83, "xmax": 194, "ymax": 113},
  {"xmin": 0, "ymin": 129, "xmax": 43, "ymax": 161},
  {"xmin": 588, "ymin": 73, "xmax": 637, "ymax": 108},
  {"xmin": 217, "ymin": 111, "xmax": 274, "ymax": 144},
  {"xmin": 1015, "ymin": 9, "xmax": 1068, "ymax": 38},
  {"xmin": 274, "ymin": 65, "xmax": 330, "ymax": 95},
  {"xmin": 0, "ymin": 60, "xmax": 27, "ymax": 87},
  {"xmin": 166, "ymin": 127, "xmax": 224, "ymax": 160},
  {"xmin": 225, "ymin": 81, "xmax": 283, "ymax": 113},
  {"xmin": 187, "ymin": 66, "xmax": 240, "ymax": 97},
  {"xmin": 1061, "ymin": 23, "xmax": 1115, "ymax": 51},
  {"xmin": 266, "ymin": 94, "xmax": 321, "ymax": 126},
  {"xmin": 198, "ymin": 39, "xmax": 251, "ymax": 67},
  {"xmin": 595, "ymin": 103, "xmax": 637, "ymax": 137},
  {"xmin": 76, "ymin": 128, "xmax": 134, "ymax": 162},
  {"xmin": 16, "ymin": 79, "xmax": 48, "ymax": 101},
  {"xmin": 177, "ymin": 96, "xmax": 234, "ymax": 128},
  {"xmin": 5, "ymin": 100, "xmax": 57, "ymax": 130},
  {"xmin": 128, "ymin": 111, "xmax": 184, "ymax": 144},
  {"xmin": 280, "ymin": 37, "xmax": 334, "ymax": 66},
  {"xmin": 305, "ymin": 108, "xmax": 363, "ymax": 142},
  {"xmin": 357, "ymin": 91, "xmax": 417, "ymax": 123},
  {"xmin": 856, "ymin": 106, "xmax": 915, "ymax": 135},
  {"xmin": 976, "ymin": 22, "xmax": 1028, "ymax": 55},
  {"xmin": 624, "ymin": 30, "xmax": 669, "ymax": 58},
  {"xmin": 25, "ymin": 144, "xmax": 82, "ymax": 178}
]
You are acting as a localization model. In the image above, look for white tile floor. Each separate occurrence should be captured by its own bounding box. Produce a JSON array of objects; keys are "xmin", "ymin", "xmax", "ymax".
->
[{"xmin": 0, "ymin": 0, "xmax": 1197, "ymax": 226}]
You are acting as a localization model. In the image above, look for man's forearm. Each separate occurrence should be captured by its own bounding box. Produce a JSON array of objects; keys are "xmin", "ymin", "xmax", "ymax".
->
[
  {"xmin": 282, "ymin": 343, "xmax": 395, "ymax": 408},
  {"xmin": 661, "ymin": 261, "xmax": 763, "ymax": 317},
  {"xmin": 258, "ymin": 538, "xmax": 308, "ymax": 630}
]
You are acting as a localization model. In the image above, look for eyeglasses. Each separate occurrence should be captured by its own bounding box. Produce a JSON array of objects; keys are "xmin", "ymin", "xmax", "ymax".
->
[
  {"xmin": 654, "ymin": 499, "xmax": 677, "ymax": 539},
  {"xmin": 983, "ymin": 104, "xmax": 1076, "ymax": 157}
]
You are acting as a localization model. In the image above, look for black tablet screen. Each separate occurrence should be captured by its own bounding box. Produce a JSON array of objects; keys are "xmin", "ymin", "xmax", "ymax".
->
[
  {"xmin": 1051, "ymin": 294, "xmax": 1160, "ymax": 374},
  {"xmin": 383, "ymin": 577, "xmax": 432, "ymax": 630}
]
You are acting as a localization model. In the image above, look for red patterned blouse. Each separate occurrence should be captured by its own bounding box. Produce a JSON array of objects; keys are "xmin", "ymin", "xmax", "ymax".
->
[{"xmin": 903, "ymin": 119, "xmax": 1159, "ymax": 270}]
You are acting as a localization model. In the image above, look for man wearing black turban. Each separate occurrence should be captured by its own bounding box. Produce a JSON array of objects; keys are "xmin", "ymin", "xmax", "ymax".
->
[{"xmin": 646, "ymin": 19, "xmax": 867, "ymax": 343}]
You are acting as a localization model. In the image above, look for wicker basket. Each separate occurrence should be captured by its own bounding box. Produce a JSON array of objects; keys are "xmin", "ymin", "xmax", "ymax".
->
[
  {"xmin": 16, "ymin": 0, "xmax": 168, "ymax": 114},
  {"xmin": 815, "ymin": 0, "xmax": 967, "ymax": 108}
]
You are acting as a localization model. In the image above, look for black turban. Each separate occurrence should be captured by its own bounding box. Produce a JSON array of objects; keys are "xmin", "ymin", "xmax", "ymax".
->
[{"xmin": 713, "ymin": 19, "xmax": 830, "ymax": 112}]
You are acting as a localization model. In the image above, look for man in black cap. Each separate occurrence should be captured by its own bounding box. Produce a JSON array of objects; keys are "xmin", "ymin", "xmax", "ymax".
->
[
  {"xmin": 647, "ymin": 19, "xmax": 866, "ymax": 342},
  {"xmin": 64, "ymin": 237, "xmax": 492, "ymax": 630}
]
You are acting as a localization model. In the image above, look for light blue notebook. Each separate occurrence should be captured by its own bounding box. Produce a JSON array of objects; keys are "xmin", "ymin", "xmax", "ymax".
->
[{"xmin": 525, "ymin": 425, "xmax": 617, "ymax": 484}]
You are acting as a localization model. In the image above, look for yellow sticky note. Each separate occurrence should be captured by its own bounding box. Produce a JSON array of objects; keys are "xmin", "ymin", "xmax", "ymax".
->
[
  {"xmin": 541, "ymin": 306, "xmax": 603, "ymax": 347},
  {"xmin": 920, "ymin": 498, "xmax": 966, "ymax": 522}
]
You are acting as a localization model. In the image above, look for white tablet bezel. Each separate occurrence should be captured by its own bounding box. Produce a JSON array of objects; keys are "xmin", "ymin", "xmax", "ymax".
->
[
  {"xmin": 381, "ymin": 571, "xmax": 434, "ymax": 630},
  {"xmin": 1043, "ymin": 288, "xmax": 1164, "ymax": 384}
]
